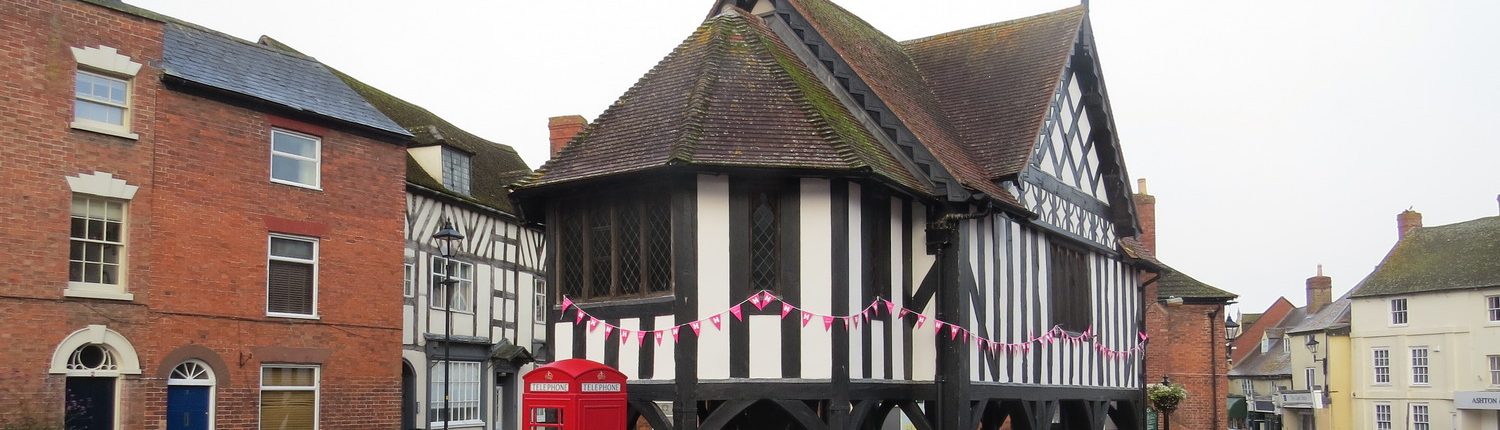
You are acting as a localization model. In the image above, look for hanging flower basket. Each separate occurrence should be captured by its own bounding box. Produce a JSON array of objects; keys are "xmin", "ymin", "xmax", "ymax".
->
[{"xmin": 1147, "ymin": 383, "xmax": 1188, "ymax": 414}]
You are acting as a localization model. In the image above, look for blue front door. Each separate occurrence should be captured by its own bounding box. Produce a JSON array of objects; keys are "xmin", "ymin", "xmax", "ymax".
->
[{"xmin": 166, "ymin": 385, "xmax": 210, "ymax": 430}]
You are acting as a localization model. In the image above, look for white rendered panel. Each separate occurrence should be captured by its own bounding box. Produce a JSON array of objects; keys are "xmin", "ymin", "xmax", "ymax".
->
[
  {"xmin": 870, "ymin": 320, "xmax": 885, "ymax": 379},
  {"xmin": 968, "ymin": 219, "xmax": 981, "ymax": 382},
  {"xmin": 889, "ymin": 197, "xmax": 906, "ymax": 380},
  {"xmin": 697, "ymin": 175, "xmax": 732, "ymax": 380},
  {"xmin": 654, "ymin": 315, "xmax": 675, "ymax": 380},
  {"xmin": 910, "ymin": 202, "xmax": 937, "ymax": 381},
  {"xmin": 799, "ymin": 178, "xmax": 833, "ymax": 379},
  {"xmin": 619, "ymin": 319, "xmax": 640, "ymax": 380},
  {"xmin": 748, "ymin": 315, "xmax": 782, "ymax": 378},
  {"xmin": 848, "ymin": 183, "xmax": 863, "ymax": 379},
  {"xmin": 554, "ymin": 322, "xmax": 573, "ymax": 360},
  {"xmin": 586, "ymin": 320, "xmax": 606, "ymax": 363}
]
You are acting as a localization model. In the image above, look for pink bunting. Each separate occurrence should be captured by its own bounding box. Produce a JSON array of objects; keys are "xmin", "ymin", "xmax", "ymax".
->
[
  {"xmin": 801, "ymin": 311, "xmax": 813, "ymax": 327},
  {"xmin": 823, "ymin": 316, "xmax": 835, "ymax": 331},
  {"xmin": 560, "ymin": 297, "xmax": 574, "ymax": 313},
  {"xmin": 781, "ymin": 303, "xmax": 794, "ymax": 319},
  {"xmin": 851, "ymin": 316, "xmax": 860, "ymax": 330},
  {"xmin": 575, "ymin": 309, "xmax": 586, "ymax": 324},
  {"xmin": 1139, "ymin": 332, "xmax": 1149, "ymax": 341},
  {"xmin": 710, "ymin": 315, "xmax": 723, "ymax": 330},
  {"xmin": 602, "ymin": 325, "xmax": 613, "ymax": 338},
  {"xmin": 655, "ymin": 331, "xmax": 664, "ymax": 346},
  {"xmin": 588, "ymin": 317, "xmax": 601, "ymax": 332},
  {"xmin": 637, "ymin": 331, "xmax": 646, "ymax": 346},
  {"xmin": 886, "ymin": 300, "xmax": 897, "ymax": 315},
  {"xmin": 915, "ymin": 314, "xmax": 926, "ymax": 329},
  {"xmin": 690, "ymin": 321, "xmax": 702, "ymax": 336},
  {"xmin": 899, "ymin": 309, "xmax": 911, "ymax": 318},
  {"xmin": 949, "ymin": 324, "xmax": 961, "ymax": 340},
  {"xmin": 933, "ymin": 320, "xmax": 945, "ymax": 334},
  {"xmin": 749, "ymin": 294, "xmax": 765, "ymax": 310},
  {"xmin": 863, "ymin": 309, "xmax": 872, "ymax": 321},
  {"xmin": 761, "ymin": 291, "xmax": 776, "ymax": 306},
  {"xmin": 618, "ymin": 329, "xmax": 630, "ymax": 344},
  {"xmin": 729, "ymin": 305, "xmax": 743, "ymax": 322}
]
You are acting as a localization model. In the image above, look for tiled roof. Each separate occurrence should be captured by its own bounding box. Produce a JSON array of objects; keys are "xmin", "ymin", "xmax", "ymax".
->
[
  {"xmin": 1289, "ymin": 295, "xmax": 1351, "ymax": 334},
  {"xmin": 782, "ymin": 0, "xmax": 1016, "ymax": 204},
  {"xmin": 903, "ymin": 7, "xmax": 1086, "ymax": 179},
  {"xmin": 1229, "ymin": 337, "xmax": 1291, "ymax": 378},
  {"xmin": 517, "ymin": 10, "xmax": 929, "ymax": 194},
  {"xmin": 1350, "ymin": 216, "xmax": 1500, "ymax": 298},
  {"xmin": 1119, "ymin": 237, "xmax": 1162, "ymax": 268},
  {"xmin": 159, "ymin": 23, "xmax": 408, "ymax": 137},
  {"xmin": 256, "ymin": 37, "xmax": 531, "ymax": 213},
  {"xmin": 1157, "ymin": 262, "xmax": 1237, "ymax": 300}
]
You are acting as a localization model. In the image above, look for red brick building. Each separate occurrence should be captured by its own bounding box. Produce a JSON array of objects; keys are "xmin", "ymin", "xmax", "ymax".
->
[
  {"xmin": 0, "ymin": 1, "xmax": 411, "ymax": 428},
  {"xmin": 1135, "ymin": 180, "xmax": 1238, "ymax": 430}
]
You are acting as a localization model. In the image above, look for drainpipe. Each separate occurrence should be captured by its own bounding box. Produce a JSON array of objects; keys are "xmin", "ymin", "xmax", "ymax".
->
[
  {"xmin": 1138, "ymin": 272, "xmax": 1160, "ymax": 430},
  {"xmin": 1209, "ymin": 307, "xmax": 1221, "ymax": 430}
]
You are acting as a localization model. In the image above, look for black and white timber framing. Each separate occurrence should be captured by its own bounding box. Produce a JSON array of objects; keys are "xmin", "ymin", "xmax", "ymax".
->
[
  {"xmin": 520, "ymin": 1, "xmax": 1155, "ymax": 429},
  {"xmin": 404, "ymin": 186, "xmax": 547, "ymax": 430}
]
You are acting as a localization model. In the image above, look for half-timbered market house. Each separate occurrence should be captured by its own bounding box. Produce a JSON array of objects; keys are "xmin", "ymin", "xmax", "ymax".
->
[{"xmin": 513, "ymin": 0, "xmax": 1157, "ymax": 429}]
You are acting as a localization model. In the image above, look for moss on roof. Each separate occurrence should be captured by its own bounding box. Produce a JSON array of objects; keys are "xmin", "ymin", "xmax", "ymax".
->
[
  {"xmin": 1351, "ymin": 216, "xmax": 1500, "ymax": 297},
  {"xmin": 1158, "ymin": 263, "xmax": 1238, "ymax": 300}
]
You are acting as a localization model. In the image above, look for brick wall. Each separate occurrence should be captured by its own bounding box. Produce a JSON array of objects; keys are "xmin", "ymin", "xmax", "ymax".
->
[
  {"xmin": 1144, "ymin": 290, "xmax": 1230, "ymax": 430},
  {"xmin": 0, "ymin": 1, "xmax": 406, "ymax": 428}
]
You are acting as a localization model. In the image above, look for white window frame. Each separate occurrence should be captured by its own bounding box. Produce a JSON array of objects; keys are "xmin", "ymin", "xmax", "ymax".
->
[
  {"xmin": 1372, "ymin": 347, "xmax": 1391, "ymax": 385},
  {"xmin": 259, "ymin": 365, "xmax": 319, "ymax": 430},
  {"xmin": 269, "ymin": 128, "xmax": 322, "ymax": 190},
  {"xmin": 1410, "ymin": 403, "xmax": 1429, "ymax": 430},
  {"xmin": 1241, "ymin": 379, "xmax": 1255, "ymax": 396},
  {"xmin": 266, "ymin": 234, "xmax": 319, "ymax": 319},
  {"xmin": 65, "ymin": 194, "xmax": 133, "ymax": 301},
  {"xmin": 1410, "ymin": 346, "xmax": 1430, "ymax": 386},
  {"xmin": 429, "ymin": 360, "xmax": 483, "ymax": 428},
  {"xmin": 1305, "ymin": 367, "xmax": 1317, "ymax": 390},
  {"xmin": 1489, "ymin": 355, "xmax": 1500, "ymax": 386},
  {"xmin": 70, "ymin": 46, "xmax": 141, "ymax": 140},
  {"xmin": 1374, "ymin": 402, "xmax": 1392, "ymax": 430},
  {"xmin": 430, "ymin": 256, "xmax": 475, "ymax": 314},
  {"xmin": 533, "ymin": 278, "xmax": 547, "ymax": 325},
  {"xmin": 441, "ymin": 146, "xmax": 472, "ymax": 196},
  {"xmin": 404, "ymin": 263, "xmax": 416, "ymax": 298},
  {"xmin": 1488, "ymin": 295, "xmax": 1500, "ymax": 323},
  {"xmin": 1390, "ymin": 298, "xmax": 1408, "ymax": 326}
]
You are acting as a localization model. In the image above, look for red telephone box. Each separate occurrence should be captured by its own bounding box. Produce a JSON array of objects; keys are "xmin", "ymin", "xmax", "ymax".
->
[{"xmin": 522, "ymin": 359, "xmax": 628, "ymax": 430}]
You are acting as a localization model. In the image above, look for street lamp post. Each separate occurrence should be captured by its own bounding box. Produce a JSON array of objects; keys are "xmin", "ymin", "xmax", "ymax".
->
[{"xmin": 432, "ymin": 219, "xmax": 464, "ymax": 430}]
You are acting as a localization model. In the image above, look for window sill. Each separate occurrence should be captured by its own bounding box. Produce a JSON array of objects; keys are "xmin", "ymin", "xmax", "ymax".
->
[
  {"xmin": 428, "ymin": 420, "xmax": 485, "ymax": 429},
  {"xmin": 71, "ymin": 121, "xmax": 139, "ymax": 140},
  {"xmin": 267, "ymin": 312, "xmax": 320, "ymax": 320},
  {"xmin": 270, "ymin": 178, "xmax": 322, "ymax": 191},
  {"xmin": 64, "ymin": 285, "xmax": 134, "ymax": 301}
]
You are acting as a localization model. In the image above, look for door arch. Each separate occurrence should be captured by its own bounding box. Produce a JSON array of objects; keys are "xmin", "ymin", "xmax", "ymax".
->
[
  {"xmin": 166, "ymin": 360, "xmax": 215, "ymax": 430},
  {"xmin": 51, "ymin": 325, "xmax": 141, "ymax": 430}
]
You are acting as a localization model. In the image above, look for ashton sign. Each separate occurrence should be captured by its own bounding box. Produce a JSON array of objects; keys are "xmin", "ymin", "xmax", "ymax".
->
[{"xmin": 1456, "ymin": 391, "xmax": 1500, "ymax": 410}]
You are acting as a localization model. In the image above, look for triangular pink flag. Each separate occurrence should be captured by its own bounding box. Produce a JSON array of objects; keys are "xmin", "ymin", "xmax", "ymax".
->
[
  {"xmin": 729, "ymin": 305, "xmax": 743, "ymax": 322},
  {"xmin": 801, "ymin": 312, "xmax": 813, "ymax": 327},
  {"xmin": 655, "ymin": 331, "xmax": 664, "ymax": 346},
  {"xmin": 914, "ymin": 314, "xmax": 926, "ymax": 329},
  {"xmin": 748, "ymin": 294, "xmax": 764, "ymax": 310},
  {"xmin": 671, "ymin": 327, "xmax": 681, "ymax": 343},
  {"xmin": 949, "ymin": 325, "xmax": 961, "ymax": 340},
  {"xmin": 851, "ymin": 316, "xmax": 860, "ymax": 330},
  {"xmin": 575, "ymin": 309, "xmax": 586, "ymax": 324},
  {"xmin": 761, "ymin": 291, "xmax": 776, "ymax": 306},
  {"xmin": 863, "ymin": 309, "xmax": 872, "ymax": 321},
  {"xmin": 603, "ymin": 325, "xmax": 614, "ymax": 338},
  {"xmin": 886, "ymin": 300, "xmax": 897, "ymax": 315},
  {"xmin": 933, "ymin": 320, "xmax": 945, "ymax": 334},
  {"xmin": 823, "ymin": 316, "xmax": 835, "ymax": 331},
  {"xmin": 710, "ymin": 315, "xmax": 723, "ymax": 330},
  {"xmin": 689, "ymin": 321, "xmax": 702, "ymax": 336},
  {"xmin": 618, "ymin": 329, "xmax": 630, "ymax": 344},
  {"xmin": 899, "ymin": 309, "xmax": 911, "ymax": 318},
  {"xmin": 1139, "ymin": 332, "xmax": 1149, "ymax": 341},
  {"xmin": 637, "ymin": 331, "xmax": 647, "ymax": 346},
  {"xmin": 781, "ymin": 303, "xmax": 794, "ymax": 319},
  {"xmin": 560, "ymin": 297, "xmax": 574, "ymax": 313},
  {"xmin": 588, "ymin": 317, "xmax": 601, "ymax": 332}
]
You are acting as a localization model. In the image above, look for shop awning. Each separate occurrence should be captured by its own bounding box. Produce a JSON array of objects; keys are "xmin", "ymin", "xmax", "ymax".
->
[{"xmin": 1229, "ymin": 396, "xmax": 1248, "ymax": 420}]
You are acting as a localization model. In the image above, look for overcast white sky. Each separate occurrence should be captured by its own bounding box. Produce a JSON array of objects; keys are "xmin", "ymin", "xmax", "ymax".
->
[{"xmin": 128, "ymin": 0, "xmax": 1499, "ymax": 315}]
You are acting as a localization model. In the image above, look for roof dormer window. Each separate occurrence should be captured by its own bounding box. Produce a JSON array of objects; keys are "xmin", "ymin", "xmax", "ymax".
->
[{"xmin": 442, "ymin": 146, "xmax": 471, "ymax": 196}]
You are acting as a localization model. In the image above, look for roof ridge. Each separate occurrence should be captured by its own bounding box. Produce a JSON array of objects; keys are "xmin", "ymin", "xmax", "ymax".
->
[
  {"xmin": 673, "ymin": 13, "xmax": 739, "ymax": 164},
  {"xmin": 740, "ymin": 13, "xmax": 869, "ymax": 170},
  {"xmin": 899, "ymin": 5, "xmax": 1087, "ymax": 46}
]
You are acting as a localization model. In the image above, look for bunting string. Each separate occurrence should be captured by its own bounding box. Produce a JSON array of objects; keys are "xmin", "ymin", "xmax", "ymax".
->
[{"xmin": 560, "ymin": 291, "xmax": 1149, "ymax": 360}]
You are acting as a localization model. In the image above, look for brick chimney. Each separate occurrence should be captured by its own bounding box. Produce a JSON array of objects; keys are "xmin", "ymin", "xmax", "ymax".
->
[
  {"xmin": 1397, "ymin": 209, "xmax": 1423, "ymax": 240},
  {"xmin": 547, "ymin": 115, "xmax": 588, "ymax": 158},
  {"xmin": 1306, "ymin": 264, "xmax": 1332, "ymax": 314},
  {"xmin": 1133, "ymin": 178, "xmax": 1156, "ymax": 254}
]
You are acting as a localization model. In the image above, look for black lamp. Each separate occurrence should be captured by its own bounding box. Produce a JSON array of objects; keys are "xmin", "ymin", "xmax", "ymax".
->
[
  {"xmin": 1304, "ymin": 335, "xmax": 1320, "ymax": 353},
  {"xmin": 1225, "ymin": 315, "xmax": 1240, "ymax": 341},
  {"xmin": 431, "ymin": 218, "xmax": 464, "ymax": 429}
]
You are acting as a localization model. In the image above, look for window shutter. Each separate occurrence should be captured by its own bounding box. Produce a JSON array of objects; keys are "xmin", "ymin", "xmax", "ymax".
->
[{"xmin": 268, "ymin": 260, "xmax": 313, "ymax": 315}]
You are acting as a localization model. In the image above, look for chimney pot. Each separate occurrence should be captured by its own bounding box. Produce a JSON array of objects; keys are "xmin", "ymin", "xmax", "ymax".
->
[
  {"xmin": 1137, "ymin": 178, "xmax": 1149, "ymax": 195},
  {"xmin": 1397, "ymin": 209, "xmax": 1423, "ymax": 240},
  {"xmin": 547, "ymin": 115, "xmax": 588, "ymax": 159},
  {"xmin": 1132, "ymin": 177, "xmax": 1156, "ymax": 254}
]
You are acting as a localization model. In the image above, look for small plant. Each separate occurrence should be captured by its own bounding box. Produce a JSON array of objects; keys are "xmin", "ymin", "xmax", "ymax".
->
[{"xmin": 1147, "ymin": 383, "xmax": 1188, "ymax": 414}]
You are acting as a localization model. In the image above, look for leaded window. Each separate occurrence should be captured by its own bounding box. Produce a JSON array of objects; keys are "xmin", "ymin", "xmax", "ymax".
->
[
  {"xmin": 1049, "ymin": 242, "xmax": 1091, "ymax": 332},
  {"xmin": 749, "ymin": 187, "xmax": 780, "ymax": 292},
  {"xmin": 441, "ymin": 146, "xmax": 471, "ymax": 196},
  {"xmin": 555, "ymin": 190, "xmax": 672, "ymax": 301},
  {"xmin": 67, "ymin": 345, "xmax": 117, "ymax": 372}
]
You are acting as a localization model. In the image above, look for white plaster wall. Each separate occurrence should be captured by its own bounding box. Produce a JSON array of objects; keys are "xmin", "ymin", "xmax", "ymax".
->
[
  {"xmin": 749, "ymin": 315, "xmax": 782, "ymax": 378},
  {"xmin": 848, "ymin": 182, "xmax": 864, "ymax": 379},
  {"xmin": 554, "ymin": 322, "xmax": 574, "ymax": 359},
  {"xmin": 654, "ymin": 315, "xmax": 676, "ymax": 380},
  {"xmin": 800, "ymin": 178, "xmax": 833, "ymax": 379},
  {"xmin": 619, "ymin": 318, "xmax": 640, "ymax": 380},
  {"xmin": 697, "ymin": 174, "xmax": 732, "ymax": 380},
  {"xmin": 889, "ymin": 197, "xmax": 907, "ymax": 380}
]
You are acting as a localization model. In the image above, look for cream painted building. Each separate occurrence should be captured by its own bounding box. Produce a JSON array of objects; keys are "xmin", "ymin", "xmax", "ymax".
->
[
  {"xmin": 1347, "ymin": 211, "xmax": 1500, "ymax": 430},
  {"xmin": 1285, "ymin": 294, "xmax": 1353, "ymax": 430}
]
